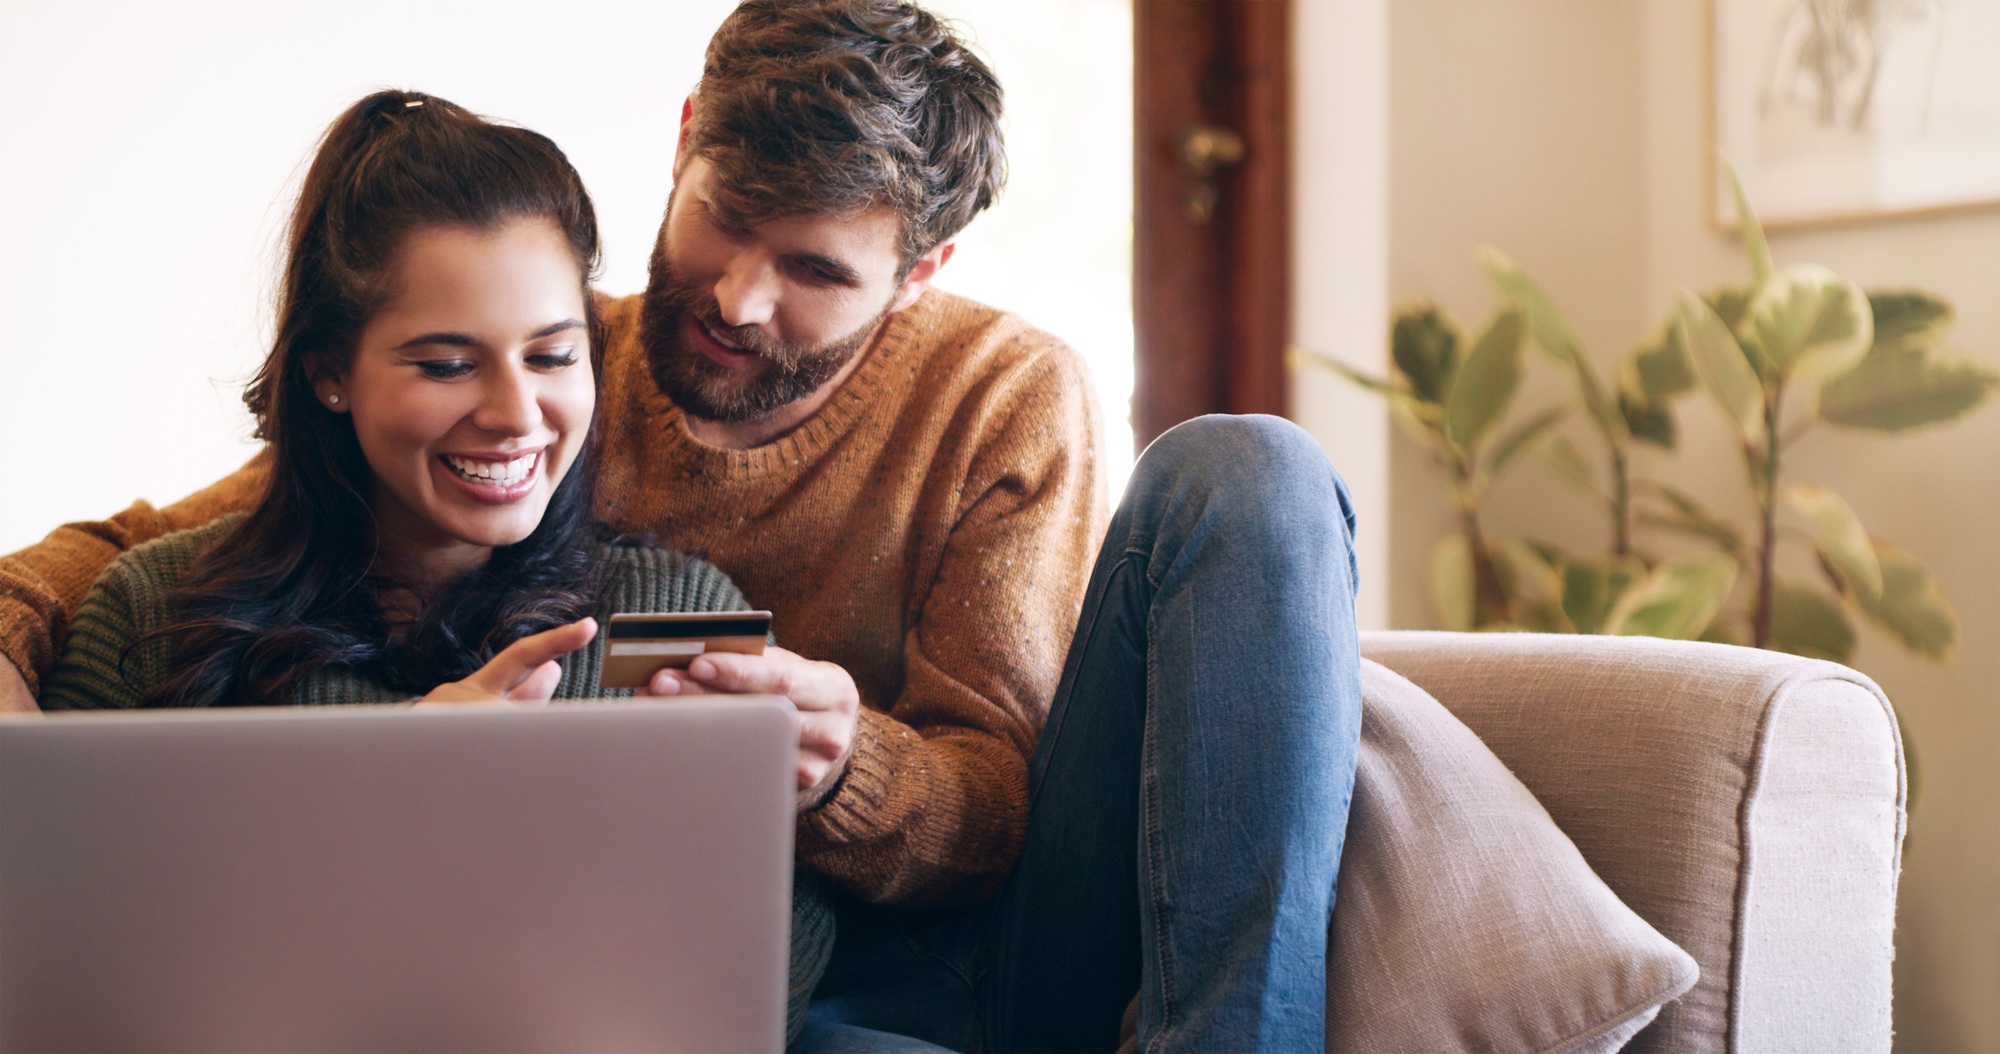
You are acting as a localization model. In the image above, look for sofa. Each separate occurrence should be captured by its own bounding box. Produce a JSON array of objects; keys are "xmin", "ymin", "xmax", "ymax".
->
[{"xmin": 1325, "ymin": 631, "xmax": 1906, "ymax": 1053}]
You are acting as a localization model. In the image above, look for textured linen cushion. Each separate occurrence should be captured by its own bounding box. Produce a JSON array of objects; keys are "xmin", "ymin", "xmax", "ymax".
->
[{"xmin": 1324, "ymin": 660, "xmax": 1699, "ymax": 1053}]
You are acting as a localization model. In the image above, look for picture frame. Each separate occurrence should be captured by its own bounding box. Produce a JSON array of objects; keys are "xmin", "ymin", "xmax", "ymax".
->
[{"xmin": 1711, "ymin": 0, "xmax": 2000, "ymax": 229}]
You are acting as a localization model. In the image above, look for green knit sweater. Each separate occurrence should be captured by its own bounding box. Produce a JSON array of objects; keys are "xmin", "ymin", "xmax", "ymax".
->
[
  {"xmin": 38, "ymin": 515, "xmax": 754, "ymax": 709},
  {"xmin": 37, "ymin": 514, "xmax": 832, "ymax": 1043}
]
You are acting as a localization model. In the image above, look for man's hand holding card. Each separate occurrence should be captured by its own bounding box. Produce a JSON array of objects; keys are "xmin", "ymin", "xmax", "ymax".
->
[{"xmin": 614, "ymin": 612, "xmax": 860, "ymax": 811}]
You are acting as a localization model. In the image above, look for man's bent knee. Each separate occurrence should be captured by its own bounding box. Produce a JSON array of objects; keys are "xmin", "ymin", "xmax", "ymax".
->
[{"xmin": 1129, "ymin": 414, "xmax": 1352, "ymax": 536}]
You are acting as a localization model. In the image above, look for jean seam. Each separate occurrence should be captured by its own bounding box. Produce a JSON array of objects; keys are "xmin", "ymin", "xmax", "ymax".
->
[{"xmin": 1140, "ymin": 601, "xmax": 1176, "ymax": 1054}]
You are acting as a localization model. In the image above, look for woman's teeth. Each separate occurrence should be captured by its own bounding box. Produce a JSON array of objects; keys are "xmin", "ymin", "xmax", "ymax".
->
[{"xmin": 444, "ymin": 453, "xmax": 537, "ymax": 486}]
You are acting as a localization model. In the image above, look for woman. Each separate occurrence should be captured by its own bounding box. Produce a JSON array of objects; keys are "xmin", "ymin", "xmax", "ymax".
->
[{"xmin": 35, "ymin": 90, "xmax": 830, "ymax": 1042}]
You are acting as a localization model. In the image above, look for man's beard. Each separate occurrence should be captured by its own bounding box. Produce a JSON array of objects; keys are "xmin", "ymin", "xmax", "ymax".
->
[{"xmin": 639, "ymin": 239, "xmax": 891, "ymax": 424}]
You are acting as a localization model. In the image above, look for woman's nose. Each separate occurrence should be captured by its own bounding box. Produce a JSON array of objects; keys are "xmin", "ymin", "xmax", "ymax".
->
[{"xmin": 472, "ymin": 368, "xmax": 540, "ymax": 436}]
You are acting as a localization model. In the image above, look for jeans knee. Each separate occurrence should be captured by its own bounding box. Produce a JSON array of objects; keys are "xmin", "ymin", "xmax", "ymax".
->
[{"xmin": 1131, "ymin": 415, "xmax": 1354, "ymax": 543}]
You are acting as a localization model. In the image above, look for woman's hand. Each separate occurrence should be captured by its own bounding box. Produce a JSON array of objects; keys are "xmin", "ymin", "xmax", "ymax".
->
[{"xmin": 418, "ymin": 617, "xmax": 598, "ymax": 706}]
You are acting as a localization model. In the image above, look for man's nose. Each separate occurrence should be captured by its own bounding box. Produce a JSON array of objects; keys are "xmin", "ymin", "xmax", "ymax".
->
[{"xmin": 712, "ymin": 251, "xmax": 779, "ymax": 329}]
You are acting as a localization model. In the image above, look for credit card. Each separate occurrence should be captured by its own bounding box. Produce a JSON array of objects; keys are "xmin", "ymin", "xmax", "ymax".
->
[{"xmin": 600, "ymin": 610, "xmax": 772, "ymax": 689}]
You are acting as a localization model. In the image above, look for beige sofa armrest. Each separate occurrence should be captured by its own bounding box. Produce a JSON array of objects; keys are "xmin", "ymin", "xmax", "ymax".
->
[{"xmin": 1359, "ymin": 631, "xmax": 1905, "ymax": 1054}]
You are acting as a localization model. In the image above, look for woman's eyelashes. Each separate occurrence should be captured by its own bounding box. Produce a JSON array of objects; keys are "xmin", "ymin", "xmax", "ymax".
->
[
  {"xmin": 409, "ymin": 347, "xmax": 580, "ymax": 380},
  {"xmin": 528, "ymin": 349, "xmax": 580, "ymax": 370},
  {"xmin": 415, "ymin": 359, "xmax": 475, "ymax": 380}
]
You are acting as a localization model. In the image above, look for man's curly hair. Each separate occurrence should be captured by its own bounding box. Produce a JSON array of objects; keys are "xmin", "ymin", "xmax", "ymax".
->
[{"xmin": 687, "ymin": 0, "xmax": 1007, "ymax": 271}]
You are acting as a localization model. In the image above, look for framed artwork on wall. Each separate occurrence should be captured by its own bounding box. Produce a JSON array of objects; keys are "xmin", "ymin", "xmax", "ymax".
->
[{"xmin": 1711, "ymin": 0, "xmax": 2000, "ymax": 228}]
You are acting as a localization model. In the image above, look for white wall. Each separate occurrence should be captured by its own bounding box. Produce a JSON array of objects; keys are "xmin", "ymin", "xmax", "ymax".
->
[
  {"xmin": 1346, "ymin": 2, "xmax": 2000, "ymax": 1049},
  {"xmin": 0, "ymin": 0, "xmax": 730, "ymax": 554},
  {"xmin": 1293, "ymin": 0, "xmax": 1390, "ymax": 631},
  {"xmin": 0, "ymin": 0, "xmax": 1138, "ymax": 555}
]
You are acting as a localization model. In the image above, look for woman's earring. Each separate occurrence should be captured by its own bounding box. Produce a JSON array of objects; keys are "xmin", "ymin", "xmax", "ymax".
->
[{"xmin": 327, "ymin": 394, "xmax": 341, "ymax": 406}]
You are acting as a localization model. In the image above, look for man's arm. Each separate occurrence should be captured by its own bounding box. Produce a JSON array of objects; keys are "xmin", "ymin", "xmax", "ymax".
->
[
  {"xmin": 0, "ymin": 450, "xmax": 271, "ymax": 697},
  {"xmin": 795, "ymin": 348, "xmax": 1108, "ymax": 906}
]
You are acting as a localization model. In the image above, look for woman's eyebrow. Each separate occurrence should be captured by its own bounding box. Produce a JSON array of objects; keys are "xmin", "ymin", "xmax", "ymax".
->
[
  {"xmin": 529, "ymin": 318, "xmax": 586, "ymax": 339},
  {"xmin": 391, "ymin": 318, "xmax": 583, "ymax": 350},
  {"xmin": 392, "ymin": 332, "xmax": 479, "ymax": 350}
]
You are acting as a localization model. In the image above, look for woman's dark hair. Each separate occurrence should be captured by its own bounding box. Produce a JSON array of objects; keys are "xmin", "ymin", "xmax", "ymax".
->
[{"xmin": 139, "ymin": 89, "xmax": 606, "ymax": 707}]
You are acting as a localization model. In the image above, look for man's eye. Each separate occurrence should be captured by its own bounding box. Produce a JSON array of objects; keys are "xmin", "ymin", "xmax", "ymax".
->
[
  {"xmin": 791, "ymin": 260, "xmax": 848, "ymax": 286},
  {"xmin": 416, "ymin": 360, "xmax": 474, "ymax": 379}
]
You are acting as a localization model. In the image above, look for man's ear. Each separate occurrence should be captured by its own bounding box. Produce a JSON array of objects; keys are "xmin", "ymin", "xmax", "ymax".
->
[
  {"xmin": 673, "ymin": 95, "xmax": 695, "ymax": 171},
  {"xmin": 888, "ymin": 241, "xmax": 955, "ymax": 314}
]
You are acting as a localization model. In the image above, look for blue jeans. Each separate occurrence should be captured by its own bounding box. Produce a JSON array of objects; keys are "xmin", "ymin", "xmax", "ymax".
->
[{"xmin": 795, "ymin": 415, "xmax": 1362, "ymax": 1053}]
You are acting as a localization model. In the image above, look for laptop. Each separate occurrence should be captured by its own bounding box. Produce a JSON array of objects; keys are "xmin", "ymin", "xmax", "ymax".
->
[{"xmin": 0, "ymin": 697, "xmax": 796, "ymax": 1053}]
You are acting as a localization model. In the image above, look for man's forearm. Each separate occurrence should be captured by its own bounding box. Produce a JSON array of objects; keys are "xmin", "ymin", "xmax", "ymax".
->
[
  {"xmin": 796, "ymin": 705, "xmax": 1032, "ymax": 906},
  {"xmin": 0, "ymin": 451, "xmax": 270, "ymax": 690}
]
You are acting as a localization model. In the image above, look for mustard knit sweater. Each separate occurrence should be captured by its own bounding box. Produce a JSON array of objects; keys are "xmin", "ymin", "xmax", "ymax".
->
[{"xmin": 1, "ymin": 289, "xmax": 1106, "ymax": 907}]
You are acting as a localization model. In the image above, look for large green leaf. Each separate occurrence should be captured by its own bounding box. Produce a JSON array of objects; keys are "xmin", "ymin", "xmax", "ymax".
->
[
  {"xmin": 1727, "ymin": 163, "xmax": 1775, "ymax": 285},
  {"xmin": 1676, "ymin": 292, "xmax": 1766, "ymax": 440},
  {"xmin": 1445, "ymin": 309, "xmax": 1527, "ymax": 451},
  {"xmin": 1767, "ymin": 580, "xmax": 1857, "ymax": 662},
  {"xmin": 1535, "ymin": 433, "xmax": 1600, "ymax": 497},
  {"xmin": 1626, "ymin": 322, "xmax": 1698, "ymax": 400},
  {"xmin": 1560, "ymin": 555, "xmax": 1648, "ymax": 635},
  {"xmin": 1819, "ymin": 343, "xmax": 2000, "ymax": 431},
  {"xmin": 1706, "ymin": 286, "xmax": 1755, "ymax": 331},
  {"xmin": 1480, "ymin": 248, "xmax": 1622, "ymax": 441},
  {"xmin": 1620, "ymin": 390, "xmax": 1677, "ymax": 447},
  {"xmin": 1854, "ymin": 542, "xmax": 1958, "ymax": 659},
  {"xmin": 1430, "ymin": 534, "xmax": 1475, "ymax": 632},
  {"xmin": 1500, "ymin": 540, "xmax": 1568, "ymax": 632},
  {"xmin": 1392, "ymin": 306, "xmax": 1458, "ymax": 404},
  {"xmin": 1300, "ymin": 349, "xmax": 1400, "ymax": 397},
  {"xmin": 1604, "ymin": 558, "xmax": 1737, "ymax": 640},
  {"xmin": 1482, "ymin": 405, "xmax": 1567, "ymax": 483},
  {"xmin": 1746, "ymin": 264, "xmax": 1875, "ymax": 383},
  {"xmin": 1867, "ymin": 290, "xmax": 1955, "ymax": 352},
  {"xmin": 1783, "ymin": 483, "xmax": 1883, "ymax": 601},
  {"xmin": 1637, "ymin": 482, "xmax": 1745, "ymax": 557}
]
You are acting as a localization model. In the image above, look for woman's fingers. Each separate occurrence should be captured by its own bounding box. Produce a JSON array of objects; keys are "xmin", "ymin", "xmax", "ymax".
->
[
  {"xmin": 510, "ymin": 660, "xmax": 565, "ymax": 703},
  {"xmin": 466, "ymin": 618, "xmax": 598, "ymax": 695},
  {"xmin": 422, "ymin": 617, "xmax": 597, "ymax": 704}
]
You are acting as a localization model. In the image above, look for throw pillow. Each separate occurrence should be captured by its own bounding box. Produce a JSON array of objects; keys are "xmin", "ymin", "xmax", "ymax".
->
[{"xmin": 1324, "ymin": 659, "xmax": 1699, "ymax": 1053}]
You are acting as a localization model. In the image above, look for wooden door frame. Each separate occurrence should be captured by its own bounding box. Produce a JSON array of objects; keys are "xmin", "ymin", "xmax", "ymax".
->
[{"xmin": 1132, "ymin": 0, "xmax": 1293, "ymax": 450}]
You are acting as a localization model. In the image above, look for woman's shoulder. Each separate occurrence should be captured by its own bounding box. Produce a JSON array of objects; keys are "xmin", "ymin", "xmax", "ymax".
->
[{"xmin": 585, "ymin": 541, "xmax": 749, "ymax": 615}]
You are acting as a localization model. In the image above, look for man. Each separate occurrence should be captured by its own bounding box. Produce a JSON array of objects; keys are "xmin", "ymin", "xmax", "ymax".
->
[{"xmin": 0, "ymin": 2, "xmax": 1362, "ymax": 1050}]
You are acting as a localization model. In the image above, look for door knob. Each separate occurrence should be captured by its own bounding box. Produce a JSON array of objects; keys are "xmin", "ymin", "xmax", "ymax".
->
[{"xmin": 1177, "ymin": 124, "xmax": 1245, "ymax": 223}]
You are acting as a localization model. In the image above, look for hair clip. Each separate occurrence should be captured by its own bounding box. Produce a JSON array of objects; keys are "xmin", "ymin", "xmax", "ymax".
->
[{"xmin": 404, "ymin": 99, "xmax": 425, "ymax": 109}]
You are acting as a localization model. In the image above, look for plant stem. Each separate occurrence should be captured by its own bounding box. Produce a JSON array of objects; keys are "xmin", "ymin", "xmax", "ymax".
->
[
  {"xmin": 1455, "ymin": 455, "xmax": 1509, "ymax": 626},
  {"xmin": 1751, "ymin": 383, "xmax": 1784, "ymax": 649},
  {"xmin": 1461, "ymin": 504, "xmax": 1509, "ymax": 626},
  {"xmin": 1611, "ymin": 446, "xmax": 1631, "ymax": 556}
]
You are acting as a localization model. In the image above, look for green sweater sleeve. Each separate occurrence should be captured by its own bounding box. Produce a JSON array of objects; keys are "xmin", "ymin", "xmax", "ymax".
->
[
  {"xmin": 554, "ymin": 544, "xmax": 753, "ymax": 698},
  {"xmin": 36, "ymin": 517, "xmax": 245, "ymax": 711},
  {"xmin": 36, "ymin": 559, "xmax": 151, "ymax": 711}
]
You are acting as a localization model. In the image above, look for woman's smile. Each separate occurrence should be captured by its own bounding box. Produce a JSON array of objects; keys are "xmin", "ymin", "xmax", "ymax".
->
[{"xmin": 437, "ymin": 448, "xmax": 544, "ymax": 503}]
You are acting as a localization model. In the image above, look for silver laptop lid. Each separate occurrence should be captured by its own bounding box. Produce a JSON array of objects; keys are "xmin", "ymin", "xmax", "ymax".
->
[{"xmin": 0, "ymin": 697, "xmax": 795, "ymax": 1054}]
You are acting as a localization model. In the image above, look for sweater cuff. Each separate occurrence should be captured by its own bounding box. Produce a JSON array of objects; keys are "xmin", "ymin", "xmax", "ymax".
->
[
  {"xmin": 797, "ymin": 705, "xmax": 910, "ymax": 845},
  {"xmin": 0, "ymin": 577, "xmax": 60, "ymax": 696}
]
